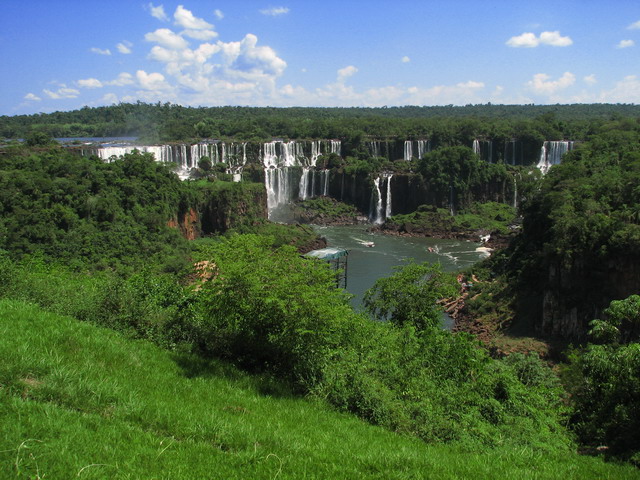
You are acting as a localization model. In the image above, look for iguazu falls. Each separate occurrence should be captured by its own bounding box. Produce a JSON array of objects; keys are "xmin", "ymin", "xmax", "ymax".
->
[{"xmin": 2, "ymin": 1, "xmax": 640, "ymax": 478}]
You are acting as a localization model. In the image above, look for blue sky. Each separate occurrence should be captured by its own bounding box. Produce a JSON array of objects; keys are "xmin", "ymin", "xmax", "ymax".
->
[{"xmin": 2, "ymin": 0, "xmax": 639, "ymax": 115}]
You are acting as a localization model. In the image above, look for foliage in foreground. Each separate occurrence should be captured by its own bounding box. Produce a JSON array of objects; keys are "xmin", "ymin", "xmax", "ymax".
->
[
  {"xmin": 562, "ymin": 295, "xmax": 640, "ymax": 462},
  {"xmin": 4, "ymin": 300, "xmax": 640, "ymax": 479},
  {"xmin": 1, "ymin": 237, "xmax": 572, "ymax": 453},
  {"xmin": 191, "ymin": 235, "xmax": 571, "ymax": 451}
]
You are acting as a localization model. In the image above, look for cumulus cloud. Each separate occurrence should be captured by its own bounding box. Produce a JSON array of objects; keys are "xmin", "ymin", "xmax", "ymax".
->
[
  {"xmin": 539, "ymin": 31, "xmax": 573, "ymax": 47},
  {"xmin": 337, "ymin": 65, "xmax": 358, "ymax": 82},
  {"xmin": 401, "ymin": 56, "xmax": 410, "ymax": 63},
  {"xmin": 526, "ymin": 72, "xmax": 575, "ymax": 95},
  {"xmin": 43, "ymin": 87, "xmax": 80, "ymax": 99},
  {"xmin": 77, "ymin": 78, "xmax": 103, "ymax": 89},
  {"xmin": 404, "ymin": 81, "xmax": 485, "ymax": 106},
  {"xmin": 24, "ymin": 93, "xmax": 41, "ymax": 101},
  {"xmin": 117, "ymin": 41, "xmax": 133, "ymax": 54},
  {"xmin": 628, "ymin": 20, "xmax": 640, "ymax": 30},
  {"xmin": 584, "ymin": 74, "xmax": 597, "ymax": 85},
  {"xmin": 506, "ymin": 31, "xmax": 572, "ymax": 48},
  {"xmin": 90, "ymin": 47, "xmax": 111, "ymax": 55},
  {"xmin": 598, "ymin": 75, "xmax": 640, "ymax": 103},
  {"xmin": 218, "ymin": 33, "xmax": 287, "ymax": 77},
  {"xmin": 136, "ymin": 70, "xmax": 172, "ymax": 91},
  {"xmin": 617, "ymin": 39, "xmax": 635, "ymax": 49},
  {"xmin": 260, "ymin": 7, "xmax": 289, "ymax": 16},
  {"xmin": 214, "ymin": 9, "xmax": 224, "ymax": 20},
  {"xmin": 182, "ymin": 29, "xmax": 218, "ymax": 41},
  {"xmin": 506, "ymin": 32, "xmax": 539, "ymax": 48},
  {"xmin": 100, "ymin": 93, "xmax": 119, "ymax": 105},
  {"xmin": 145, "ymin": 28, "xmax": 189, "ymax": 49},
  {"xmin": 106, "ymin": 72, "xmax": 135, "ymax": 86},
  {"xmin": 148, "ymin": 3, "xmax": 169, "ymax": 21},
  {"xmin": 174, "ymin": 5, "xmax": 213, "ymax": 30}
]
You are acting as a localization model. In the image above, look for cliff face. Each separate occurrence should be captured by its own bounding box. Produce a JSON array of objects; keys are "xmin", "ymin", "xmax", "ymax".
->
[
  {"xmin": 538, "ymin": 255, "xmax": 640, "ymax": 341},
  {"xmin": 328, "ymin": 172, "xmax": 515, "ymax": 216},
  {"xmin": 169, "ymin": 182, "xmax": 268, "ymax": 239},
  {"xmin": 168, "ymin": 208, "xmax": 199, "ymax": 240}
]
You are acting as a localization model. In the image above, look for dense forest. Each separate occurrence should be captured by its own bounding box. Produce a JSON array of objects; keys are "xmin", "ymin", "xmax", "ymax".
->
[
  {"xmin": 2, "ymin": 102, "xmax": 640, "ymax": 142},
  {"xmin": 1, "ymin": 104, "xmax": 640, "ymax": 475}
]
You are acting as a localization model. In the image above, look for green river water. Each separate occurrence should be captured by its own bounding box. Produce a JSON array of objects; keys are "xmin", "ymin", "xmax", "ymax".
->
[{"xmin": 312, "ymin": 225, "xmax": 490, "ymax": 326}]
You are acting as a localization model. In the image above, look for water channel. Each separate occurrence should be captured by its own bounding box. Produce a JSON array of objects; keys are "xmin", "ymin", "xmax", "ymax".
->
[{"xmin": 313, "ymin": 225, "xmax": 490, "ymax": 327}]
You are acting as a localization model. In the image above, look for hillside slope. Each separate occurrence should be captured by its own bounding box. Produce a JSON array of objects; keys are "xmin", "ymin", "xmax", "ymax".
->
[{"xmin": 1, "ymin": 300, "xmax": 637, "ymax": 479}]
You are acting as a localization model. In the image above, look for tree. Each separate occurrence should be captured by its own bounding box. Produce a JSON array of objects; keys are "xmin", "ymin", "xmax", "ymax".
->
[{"xmin": 363, "ymin": 261, "xmax": 458, "ymax": 330}]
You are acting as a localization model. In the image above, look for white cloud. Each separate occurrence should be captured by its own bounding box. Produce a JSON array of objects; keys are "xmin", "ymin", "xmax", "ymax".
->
[
  {"xmin": 77, "ymin": 78, "xmax": 103, "ymax": 89},
  {"xmin": 337, "ymin": 65, "xmax": 358, "ymax": 82},
  {"xmin": 90, "ymin": 47, "xmax": 111, "ymax": 55},
  {"xmin": 136, "ymin": 70, "xmax": 172, "ymax": 91},
  {"xmin": 584, "ymin": 74, "xmax": 597, "ymax": 85},
  {"xmin": 214, "ymin": 9, "xmax": 224, "ymax": 20},
  {"xmin": 404, "ymin": 81, "xmax": 485, "ymax": 106},
  {"xmin": 100, "ymin": 93, "xmax": 119, "ymax": 105},
  {"xmin": 117, "ymin": 41, "xmax": 133, "ymax": 54},
  {"xmin": 506, "ymin": 31, "xmax": 572, "ymax": 48},
  {"xmin": 506, "ymin": 32, "xmax": 539, "ymax": 48},
  {"xmin": 174, "ymin": 5, "xmax": 213, "ymax": 30},
  {"xmin": 401, "ymin": 56, "xmax": 410, "ymax": 63},
  {"xmin": 182, "ymin": 29, "xmax": 218, "ymax": 41},
  {"xmin": 598, "ymin": 75, "xmax": 640, "ymax": 103},
  {"xmin": 526, "ymin": 72, "xmax": 575, "ymax": 95},
  {"xmin": 539, "ymin": 31, "xmax": 573, "ymax": 47},
  {"xmin": 628, "ymin": 20, "xmax": 640, "ymax": 30},
  {"xmin": 24, "ymin": 93, "xmax": 41, "ymax": 101},
  {"xmin": 145, "ymin": 28, "xmax": 189, "ymax": 49},
  {"xmin": 617, "ymin": 39, "xmax": 635, "ymax": 49},
  {"xmin": 219, "ymin": 33, "xmax": 287, "ymax": 77},
  {"xmin": 106, "ymin": 72, "xmax": 135, "ymax": 86},
  {"xmin": 260, "ymin": 7, "xmax": 289, "ymax": 16},
  {"xmin": 148, "ymin": 3, "xmax": 169, "ymax": 22},
  {"xmin": 43, "ymin": 87, "xmax": 80, "ymax": 99}
]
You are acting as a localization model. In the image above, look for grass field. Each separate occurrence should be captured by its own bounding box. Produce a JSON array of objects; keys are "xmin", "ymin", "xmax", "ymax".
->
[{"xmin": 1, "ymin": 299, "xmax": 637, "ymax": 479}]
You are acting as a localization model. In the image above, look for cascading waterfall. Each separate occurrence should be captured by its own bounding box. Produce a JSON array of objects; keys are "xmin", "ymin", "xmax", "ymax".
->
[
  {"xmin": 404, "ymin": 141, "xmax": 413, "ymax": 161},
  {"xmin": 537, "ymin": 141, "xmax": 574, "ymax": 174},
  {"xmin": 225, "ymin": 142, "xmax": 247, "ymax": 181},
  {"xmin": 473, "ymin": 139, "xmax": 480, "ymax": 155},
  {"xmin": 370, "ymin": 177, "xmax": 384, "ymax": 224},
  {"xmin": 416, "ymin": 140, "xmax": 430, "ymax": 159},
  {"xmin": 385, "ymin": 173, "xmax": 393, "ymax": 219},
  {"xmin": 369, "ymin": 174, "xmax": 393, "ymax": 224},
  {"xmin": 329, "ymin": 140, "xmax": 341, "ymax": 155},
  {"xmin": 370, "ymin": 141, "xmax": 381, "ymax": 158},
  {"xmin": 404, "ymin": 140, "xmax": 429, "ymax": 161}
]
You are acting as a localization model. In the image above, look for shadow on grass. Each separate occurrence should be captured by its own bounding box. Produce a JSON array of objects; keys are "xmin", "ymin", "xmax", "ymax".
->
[{"xmin": 170, "ymin": 350, "xmax": 296, "ymax": 399}]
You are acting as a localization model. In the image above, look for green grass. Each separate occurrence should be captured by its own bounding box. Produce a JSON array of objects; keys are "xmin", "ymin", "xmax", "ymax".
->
[{"xmin": 1, "ymin": 299, "xmax": 637, "ymax": 479}]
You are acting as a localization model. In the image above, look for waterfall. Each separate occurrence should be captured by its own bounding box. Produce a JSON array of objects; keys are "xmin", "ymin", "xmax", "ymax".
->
[
  {"xmin": 226, "ymin": 143, "xmax": 247, "ymax": 181},
  {"xmin": 369, "ymin": 174, "xmax": 393, "ymax": 224},
  {"xmin": 329, "ymin": 140, "xmax": 342, "ymax": 155},
  {"xmin": 404, "ymin": 141, "xmax": 413, "ymax": 161},
  {"xmin": 370, "ymin": 141, "xmax": 380, "ymax": 158},
  {"xmin": 370, "ymin": 177, "xmax": 384, "ymax": 224},
  {"xmin": 473, "ymin": 139, "xmax": 480, "ymax": 156},
  {"xmin": 385, "ymin": 174, "xmax": 393, "ymax": 219},
  {"xmin": 513, "ymin": 175, "xmax": 518, "ymax": 209},
  {"xmin": 537, "ymin": 141, "xmax": 574, "ymax": 174},
  {"xmin": 416, "ymin": 140, "xmax": 429, "ymax": 159}
]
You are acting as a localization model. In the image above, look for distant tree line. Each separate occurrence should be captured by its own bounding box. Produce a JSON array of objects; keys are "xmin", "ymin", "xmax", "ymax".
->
[{"xmin": 2, "ymin": 102, "xmax": 640, "ymax": 143}]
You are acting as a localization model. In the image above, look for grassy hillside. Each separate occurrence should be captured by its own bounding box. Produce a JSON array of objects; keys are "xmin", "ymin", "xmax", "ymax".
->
[{"xmin": 1, "ymin": 299, "xmax": 636, "ymax": 479}]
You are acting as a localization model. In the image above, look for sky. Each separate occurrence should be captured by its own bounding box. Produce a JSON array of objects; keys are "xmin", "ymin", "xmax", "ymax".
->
[{"xmin": 1, "ymin": 0, "xmax": 640, "ymax": 115}]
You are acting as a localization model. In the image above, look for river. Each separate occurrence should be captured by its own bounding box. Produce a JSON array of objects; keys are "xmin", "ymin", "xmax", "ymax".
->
[{"xmin": 312, "ymin": 225, "xmax": 489, "ymax": 325}]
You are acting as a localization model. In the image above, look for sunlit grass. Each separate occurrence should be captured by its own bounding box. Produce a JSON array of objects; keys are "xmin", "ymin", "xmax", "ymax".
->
[{"xmin": 1, "ymin": 299, "xmax": 636, "ymax": 479}]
